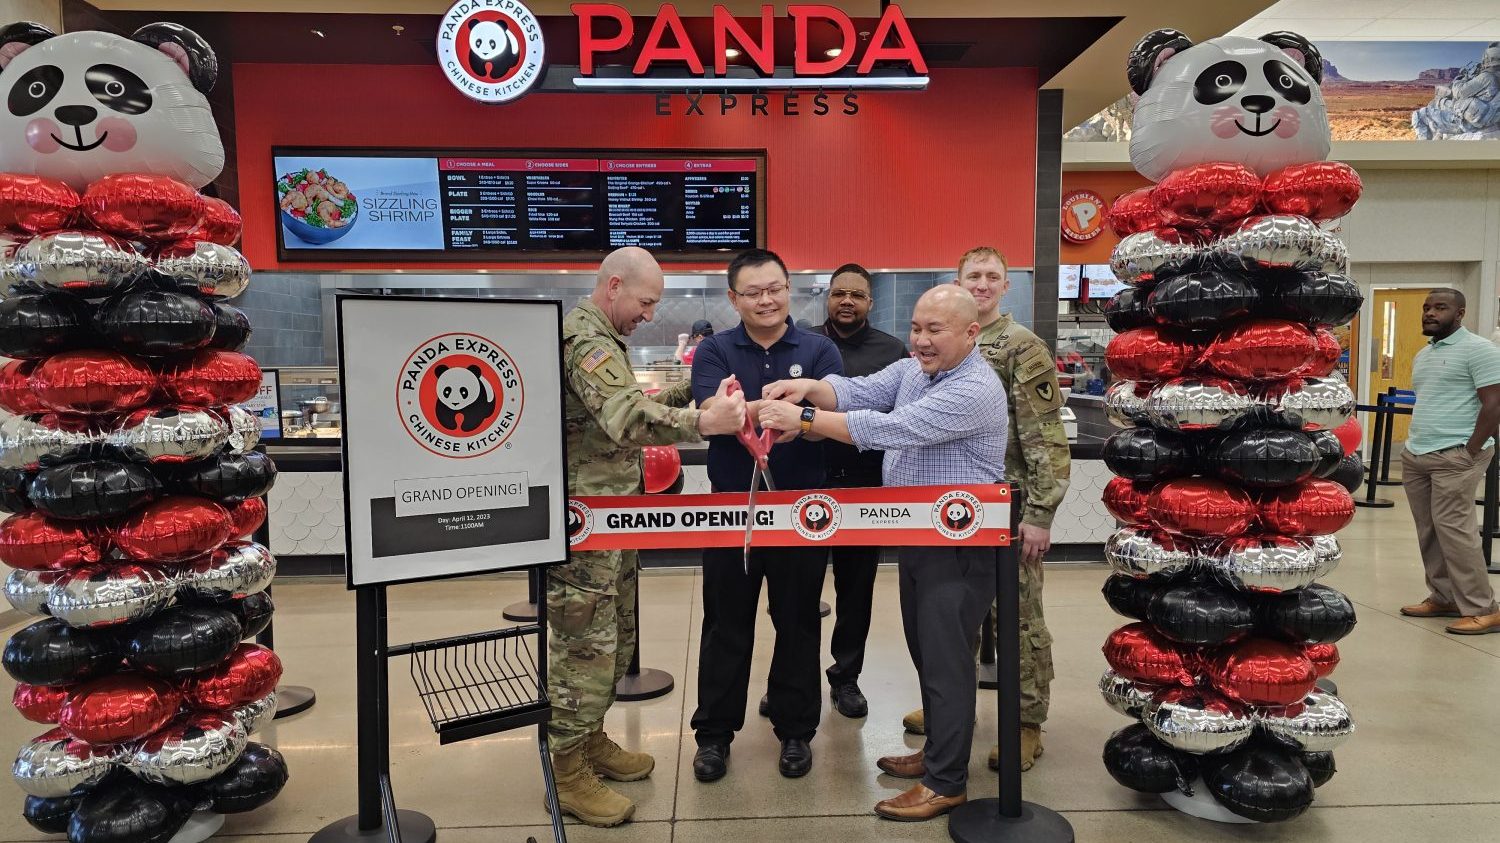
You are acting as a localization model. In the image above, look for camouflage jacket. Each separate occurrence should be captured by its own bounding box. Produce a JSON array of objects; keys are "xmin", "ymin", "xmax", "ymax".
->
[
  {"xmin": 977, "ymin": 314, "xmax": 1071, "ymax": 528},
  {"xmin": 563, "ymin": 300, "xmax": 702, "ymax": 496}
]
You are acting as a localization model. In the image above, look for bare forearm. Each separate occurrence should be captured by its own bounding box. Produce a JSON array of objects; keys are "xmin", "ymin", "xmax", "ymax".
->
[
  {"xmin": 1470, "ymin": 402, "xmax": 1500, "ymax": 452},
  {"xmin": 807, "ymin": 379, "xmax": 839, "ymax": 410},
  {"xmin": 809, "ymin": 411, "xmax": 852, "ymax": 444}
]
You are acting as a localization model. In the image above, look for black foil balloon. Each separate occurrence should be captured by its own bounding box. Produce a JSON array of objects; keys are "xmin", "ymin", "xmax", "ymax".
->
[
  {"xmin": 1102, "ymin": 574, "xmax": 1162, "ymax": 621},
  {"xmin": 1147, "ymin": 580, "xmax": 1257, "ymax": 646},
  {"xmin": 1102, "ymin": 723, "xmax": 1198, "ymax": 795},
  {"xmin": 196, "ymin": 741, "xmax": 289, "ymax": 813},
  {"xmin": 1148, "ymin": 270, "xmax": 1259, "ymax": 330},
  {"xmin": 1329, "ymin": 453, "xmax": 1366, "ymax": 493},
  {"xmin": 0, "ymin": 293, "xmax": 93, "ymax": 359},
  {"xmin": 94, "ymin": 290, "xmax": 215, "ymax": 357},
  {"xmin": 1266, "ymin": 272, "xmax": 1362, "ymax": 327},
  {"xmin": 26, "ymin": 459, "xmax": 161, "ymax": 521},
  {"xmin": 2, "ymin": 618, "xmax": 118, "ymax": 686},
  {"xmin": 1204, "ymin": 743, "xmax": 1315, "ymax": 822},
  {"xmin": 124, "ymin": 605, "xmax": 244, "ymax": 677},
  {"xmin": 1103, "ymin": 428, "xmax": 1194, "ymax": 482},
  {"xmin": 226, "ymin": 591, "xmax": 274, "ymax": 639},
  {"xmin": 1309, "ymin": 430, "xmax": 1343, "ymax": 478},
  {"xmin": 1105, "ymin": 286, "xmax": 1156, "ymax": 333},
  {"xmin": 69, "ymin": 774, "xmax": 196, "ymax": 843},
  {"xmin": 1302, "ymin": 751, "xmax": 1336, "ymax": 787},
  {"xmin": 207, "ymin": 303, "xmax": 253, "ymax": 352},
  {"xmin": 165, "ymin": 451, "xmax": 277, "ymax": 504},
  {"xmin": 1209, "ymin": 428, "xmax": 1318, "ymax": 488},
  {"xmin": 1, "ymin": 466, "xmax": 36, "ymax": 513},
  {"xmin": 23, "ymin": 793, "xmax": 80, "ymax": 834},
  {"xmin": 1259, "ymin": 583, "xmax": 1358, "ymax": 644}
]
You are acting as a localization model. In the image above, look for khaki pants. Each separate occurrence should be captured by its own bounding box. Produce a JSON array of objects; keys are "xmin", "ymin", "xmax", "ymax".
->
[{"xmin": 1401, "ymin": 445, "xmax": 1499, "ymax": 617}]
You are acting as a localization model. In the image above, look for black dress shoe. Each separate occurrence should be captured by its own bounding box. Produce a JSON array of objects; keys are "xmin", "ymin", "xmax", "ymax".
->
[
  {"xmin": 758, "ymin": 693, "xmax": 769, "ymax": 717},
  {"xmin": 779, "ymin": 738, "xmax": 812, "ymax": 778},
  {"xmin": 694, "ymin": 743, "xmax": 730, "ymax": 782},
  {"xmin": 830, "ymin": 682, "xmax": 868, "ymax": 718}
]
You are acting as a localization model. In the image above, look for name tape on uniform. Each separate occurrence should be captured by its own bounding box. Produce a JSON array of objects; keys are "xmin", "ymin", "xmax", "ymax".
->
[{"xmin": 568, "ymin": 484, "xmax": 1010, "ymax": 550}]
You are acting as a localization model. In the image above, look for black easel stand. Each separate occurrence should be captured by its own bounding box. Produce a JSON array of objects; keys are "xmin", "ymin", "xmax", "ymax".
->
[
  {"xmin": 615, "ymin": 585, "xmax": 674, "ymax": 701},
  {"xmin": 947, "ymin": 513, "xmax": 1072, "ymax": 843},
  {"xmin": 504, "ymin": 567, "xmax": 542, "ymax": 622},
  {"xmin": 250, "ymin": 515, "xmax": 317, "ymax": 719}
]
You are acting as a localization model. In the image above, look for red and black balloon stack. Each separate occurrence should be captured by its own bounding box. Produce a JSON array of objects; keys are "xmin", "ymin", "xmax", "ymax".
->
[
  {"xmin": 0, "ymin": 173, "xmax": 288, "ymax": 839},
  {"xmin": 1096, "ymin": 166, "xmax": 1364, "ymax": 819}
]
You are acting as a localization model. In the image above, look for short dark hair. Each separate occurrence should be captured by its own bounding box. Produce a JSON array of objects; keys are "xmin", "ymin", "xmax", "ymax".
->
[
  {"xmin": 727, "ymin": 248, "xmax": 788, "ymax": 291},
  {"xmin": 830, "ymin": 263, "xmax": 873, "ymax": 288},
  {"xmin": 1430, "ymin": 287, "xmax": 1466, "ymax": 308}
]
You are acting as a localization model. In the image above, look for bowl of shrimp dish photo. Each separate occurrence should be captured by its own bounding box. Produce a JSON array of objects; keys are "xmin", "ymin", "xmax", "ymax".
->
[{"xmin": 278, "ymin": 168, "xmax": 358, "ymax": 244}]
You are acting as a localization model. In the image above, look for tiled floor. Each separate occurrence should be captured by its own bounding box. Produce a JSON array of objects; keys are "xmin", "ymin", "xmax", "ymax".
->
[{"xmin": 4, "ymin": 483, "xmax": 1500, "ymax": 842}]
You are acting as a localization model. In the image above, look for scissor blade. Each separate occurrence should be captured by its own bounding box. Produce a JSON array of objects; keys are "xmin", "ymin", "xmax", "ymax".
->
[{"xmin": 744, "ymin": 464, "xmax": 762, "ymax": 573}]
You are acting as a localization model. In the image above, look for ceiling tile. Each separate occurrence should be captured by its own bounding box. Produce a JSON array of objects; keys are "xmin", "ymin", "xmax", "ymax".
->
[
  {"xmin": 1389, "ymin": 0, "xmax": 1500, "ymax": 19},
  {"xmin": 1346, "ymin": 18, "xmax": 1493, "ymax": 37},
  {"xmin": 1456, "ymin": 18, "xmax": 1500, "ymax": 38},
  {"xmin": 1255, "ymin": 0, "xmax": 1412, "ymax": 18},
  {"xmin": 1230, "ymin": 17, "xmax": 1379, "ymax": 39}
]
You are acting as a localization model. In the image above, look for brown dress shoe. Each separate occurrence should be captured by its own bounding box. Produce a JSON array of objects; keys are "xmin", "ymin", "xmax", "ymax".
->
[
  {"xmin": 1401, "ymin": 599, "xmax": 1461, "ymax": 618},
  {"xmin": 1446, "ymin": 611, "xmax": 1500, "ymax": 635},
  {"xmin": 874, "ymin": 783, "xmax": 966, "ymax": 822},
  {"xmin": 876, "ymin": 750, "xmax": 925, "ymax": 779}
]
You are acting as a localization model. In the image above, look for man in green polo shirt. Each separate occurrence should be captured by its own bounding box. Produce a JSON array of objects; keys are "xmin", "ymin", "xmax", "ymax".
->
[{"xmin": 1400, "ymin": 288, "xmax": 1500, "ymax": 635}]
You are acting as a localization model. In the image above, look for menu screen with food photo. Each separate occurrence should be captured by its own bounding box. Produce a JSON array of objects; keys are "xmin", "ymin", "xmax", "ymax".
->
[{"xmin": 275, "ymin": 155, "xmax": 445, "ymax": 251}]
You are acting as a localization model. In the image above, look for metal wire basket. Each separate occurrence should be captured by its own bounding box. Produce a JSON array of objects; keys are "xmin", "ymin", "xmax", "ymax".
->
[{"xmin": 399, "ymin": 625, "xmax": 549, "ymax": 745}]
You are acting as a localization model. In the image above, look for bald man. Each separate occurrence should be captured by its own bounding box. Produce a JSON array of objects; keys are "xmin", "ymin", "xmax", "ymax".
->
[
  {"xmin": 550, "ymin": 247, "xmax": 746, "ymax": 827},
  {"xmin": 759, "ymin": 286, "xmax": 1010, "ymax": 821}
]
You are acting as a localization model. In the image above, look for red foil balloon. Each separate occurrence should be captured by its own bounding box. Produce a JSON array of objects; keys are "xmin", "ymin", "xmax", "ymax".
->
[
  {"xmin": 59, "ymin": 674, "xmax": 181, "ymax": 745},
  {"xmin": 1147, "ymin": 477, "xmax": 1256, "ymax": 538},
  {"xmin": 1299, "ymin": 328, "xmax": 1341, "ymax": 378},
  {"xmin": 190, "ymin": 197, "xmax": 243, "ymax": 247},
  {"xmin": 1153, "ymin": 162, "xmax": 1262, "ymax": 228},
  {"xmin": 112, "ymin": 496, "xmax": 233, "ymax": 563},
  {"xmin": 1202, "ymin": 319, "xmax": 1317, "ymax": 381},
  {"xmin": 1210, "ymin": 638, "xmax": 1318, "ymax": 707},
  {"xmin": 81, "ymin": 173, "xmax": 206, "ymax": 243},
  {"xmin": 1102, "ymin": 476, "xmax": 1155, "ymax": 524},
  {"xmin": 1259, "ymin": 479, "xmax": 1356, "ymax": 537},
  {"xmin": 1103, "ymin": 622, "xmax": 1195, "ymax": 687},
  {"xmin": 159, "ymin": 350, "xmax": 262, "ymax": 407},
  {"xmin": 13, "ymin": 683, "xmax": 69, "ymax": 724},
  {"xmin": 227, "ymin": 496, "xmax": 268, "ymax": 539},
  {"xmin": 0, "ymin": 359, "xmax": 46, "ymax": 415},
  {"xmin": 1107, "ymin": 186, "xmax": 1161, "ymax": 237},
  {"xmin": 1332, "ymin": 417, "xmax": 1362, "ymax": 456},
  {"xmin": 29, "ymin": 350, "xmax": 157, "ymax": 414},
  {"xmin": 0, "ymin": 512, "xmax": 101, "ymax": 570},
  {"xmin": 180, "ymin": 644, "xmax": 283, "ymax": 709},
  {"xmin": 0, "ymin": 173, "xmax": 79, "ymax": 234},
  {"xmin": 1106, "ymin": 327, "xmax": 1201, "ymax": 382},
  {"xmin": 1303, "ymin": 642, "xmax": 1340, "ymax": 678},
  {"xmin": 642, "ymin": 445, "xmax": 682, "ymax": 494},
  {"xmin": 1262, "ymin": 161, "xmax": 1363, "ymax": 222}
]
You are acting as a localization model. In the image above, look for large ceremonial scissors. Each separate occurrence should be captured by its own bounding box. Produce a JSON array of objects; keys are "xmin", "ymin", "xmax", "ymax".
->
[{"xmin": 726, "ymin": 380, "xmax": 776, "ymax": 572}]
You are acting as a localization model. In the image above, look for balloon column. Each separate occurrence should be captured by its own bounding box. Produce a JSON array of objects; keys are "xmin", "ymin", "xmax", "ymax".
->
[
  {"xmin": 1098, "ymin": 29, "xmax": 1361, "ymax": 824},
  {"xmin": 0, "ymin": 21, "xmax": 287, "ymax": 841}
]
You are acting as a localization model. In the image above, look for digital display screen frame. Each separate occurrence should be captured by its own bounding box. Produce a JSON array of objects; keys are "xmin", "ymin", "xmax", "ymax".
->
[{"xmin": 1082, "ymin": 264, "xmax": 1126, "ymax": 300}]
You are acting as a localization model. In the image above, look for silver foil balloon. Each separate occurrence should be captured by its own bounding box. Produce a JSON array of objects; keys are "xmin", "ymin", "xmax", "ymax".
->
[
  {"xmin": 0, "ymin": 413, "xmax": 100, "ymax": 471},
  {"xmin": 14, "ymin": 230, "xmax": 147, "ymax": 297},
  {"xmin": 1318, "ymin": 228, "xmax": 1349, "ymax": 274},
  {"xmin": 1146, "ymin": 377, "xmax": 1254, "ymax": 432},
  {"xmin": 47, "ymin": 563, "xmax": 175, "ymax": 629},
  {"xmin": 1202, "ymin": 535, "xmax": 1321, "ymax": 593},
  {"xmin": 1143, "ymin": 690, "xmax": 1255, "ymax": 755},
  {"xmin": 12, "ymin": 727, "xmax": 116, "ymax": 797},
  {"xmin": 4, "ymin": 568, "xmax": 58, "ymax": 616},
  {"xmin": 1106, "ymin": 526, "xmax": 1198, "ymax": 580},
  {"xmin": 1110, "ymin": 228, "xmax": 1203, "ymax": 285},
  {"xmin": 1312, "ymin": 534, "xmax": 1342, "ymax": 580},
  {"xmin": 223, "ymin": 405, "xmax": 261, "ymax": 454},
  {"xmin": 1212, "ymin": 215, "xmax": 1333, "ymax": 272},
  {"xmin": 109, "ymin": 405, "xmax": 230, "ymax": 464},
  {"xmin": 1257, "ymin": 692, "xmax": 1355, "ymax": 752},
  {"xmin": 128, "ymin": 712, "xmax": 247, "ymax": 786},
  {"xmin": 1105, "ymin": 380, "xmax": 1152, "ymax": 428},
  {"xmin": 177, "ymin": 541, "xmax": 276, "ymax": 600},
  {"xmin": 1099, "ymin": 668, "xmax": 1157, "ymax": 718},
  {"xmin": 1263, "ymin": 376, "xmax": 1356, "ymax": 432},
  {"xmin": 154, "ymin": 242, "xmax": 252, "ymax": 300},
  {"xmin": 233, "ymin": 691, "xmax": 279, "ymax": 736}
]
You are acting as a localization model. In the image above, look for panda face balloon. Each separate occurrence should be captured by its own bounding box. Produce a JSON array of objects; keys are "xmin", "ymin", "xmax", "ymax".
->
[
  {"xmin": 1128, "ymin": 30, "xmax": 1331, "ymax": 182},
  {"xmin": 0, "ymin": 22, "xmax": 223, "ymax": 190}
]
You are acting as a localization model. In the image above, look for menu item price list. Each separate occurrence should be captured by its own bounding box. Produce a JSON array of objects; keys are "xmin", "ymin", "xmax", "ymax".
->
[
  {"xmin": 441, "ymin": 169, "xmax": 523, "ymax": 249},
  {"xmin": 522, "ymin": 172, "xmax": 600, "ymax": 250},
  {"xmin": 682, "ymin": 172, "xmax": 755, "ymax": 249},
  {"xmin": 604, "ymin": 174, "xmax": 681, "ymax": 249}
]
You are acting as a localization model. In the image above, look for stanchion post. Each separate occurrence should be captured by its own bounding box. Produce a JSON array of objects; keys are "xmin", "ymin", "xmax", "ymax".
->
[
  {"xmin": 503, "ymin": 567, "xmax": 542, "ymax": 623},
  {"xmin": 614, "ymin": 567, "xmax": 675, "ymax": 702},
  {"xmin": 252, "ymin": 502, "xmax": 317, "ymax": 718},
  {"xmin": 1487, "ymin": 436, "xmax": 1499, "ymax": 573},
  {"xmin": 1356, "ymin": 402, "xmax": 1395, "ymax": 509}
]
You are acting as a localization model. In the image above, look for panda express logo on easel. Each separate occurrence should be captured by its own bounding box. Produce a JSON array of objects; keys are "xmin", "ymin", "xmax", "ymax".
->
[
  {"xmin": 397, "ymin": 332, "xmax": 524, "ymax": 458},
  {"xmin": 437, "ymin": 0, "xmax": 547, "ymax": 104}
]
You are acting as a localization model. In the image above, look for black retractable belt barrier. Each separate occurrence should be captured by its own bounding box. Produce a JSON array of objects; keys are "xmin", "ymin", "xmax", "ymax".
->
[
  {"xmin": 1485, "ymin": 437, "xmax": 1500, "ymax": 574},
  {"xmin": 250, "ymin": 444, "xmax": 317, "ymax": 719},
  {"xmin": 502, "ymin": 568, "xmax": 542, "ymax": 622},
  {"xmin": 615, "ymin": 584, "xmax": 675, "ymax": 701},
  {"xmin": 1355, "ymin": 398, "xmax": 1409, "ymax": 509}
]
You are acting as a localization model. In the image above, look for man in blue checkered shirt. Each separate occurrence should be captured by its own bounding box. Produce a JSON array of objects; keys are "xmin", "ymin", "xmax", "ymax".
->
[{"xmin": 758, "ymin": 285, "xmax": 1008, "ymax": 822}]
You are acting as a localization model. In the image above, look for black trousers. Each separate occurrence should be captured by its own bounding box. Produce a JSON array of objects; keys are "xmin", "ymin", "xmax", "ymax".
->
[
  {"xmin": 898, "ymin": 545, "xmax": 995, "ymax": 796},
  {"xmin": 693, "ymin": 545, "xmax": 827, "ymax": 746},
  {"xmin": 826, "ymin": 544, "xmax": 880, "ymax": 687}
]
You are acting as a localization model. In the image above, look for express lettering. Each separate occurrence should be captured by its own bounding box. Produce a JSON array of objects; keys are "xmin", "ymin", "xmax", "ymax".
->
[{"xmin": 655, "ymin": 91, "xmax": 859, "ymax": 117}]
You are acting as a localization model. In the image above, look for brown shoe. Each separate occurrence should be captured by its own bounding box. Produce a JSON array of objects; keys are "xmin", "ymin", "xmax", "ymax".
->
[
  {"xmin": 874, "ymin": 783, "xmax": 966, "ymax": 822},
  {"xmin": 1446, "ymin": 611, "xmax": 1500, "ymax": 635},
  {"xmin": 876, "ymin": 750, "xmax": 925, "ymax": 779},
  {"xmin": 1401, "ymin": 599, "xmax": 1461, "ymax": 618}
]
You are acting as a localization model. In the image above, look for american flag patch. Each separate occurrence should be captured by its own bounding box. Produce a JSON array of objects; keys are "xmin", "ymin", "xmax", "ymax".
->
[{"xmin": 580, "ymin": 348, "xmax": 611, "ymax": 373}]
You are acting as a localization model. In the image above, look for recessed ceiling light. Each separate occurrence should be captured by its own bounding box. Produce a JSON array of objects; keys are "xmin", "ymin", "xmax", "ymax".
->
[
  {"xmin": 724, "ymin": 47, "xmax": 742, "ymax": 58},
  {"xmin": 391, "ymin": 25, "xmax": 405, "ymax": 35},
  {"xmin": 824, "ymin": 47, "xmax": 842, "ymax": 58},
  {"xmin": 311, "ymin": 29, "xmax": 325, "ymax": 38}
]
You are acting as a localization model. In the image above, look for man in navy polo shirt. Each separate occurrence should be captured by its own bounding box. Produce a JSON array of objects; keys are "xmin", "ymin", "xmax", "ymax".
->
[{"xmin": 688, "ymin": 248, "xmax": 844, "ymax": 783}]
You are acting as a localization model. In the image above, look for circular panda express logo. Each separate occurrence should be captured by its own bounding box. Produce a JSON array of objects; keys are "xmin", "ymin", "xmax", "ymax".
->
[
  {"xmin": 566, "ymin": 500, "xmax": 594, "ymax": 546},
  {"xmin": 437, "ymin": 0, "xmax": 546, "ymax": 104},
  {"xmin": 791, "ymin": 494, "xmax": 841, "ymax": 542},
  {"xmin": 932, "ymin": 491, "xmax": 983, "ymax": 541},
  {"xmin": 397, "ymin": 332, "xmax": 524, "ymax": 458}
]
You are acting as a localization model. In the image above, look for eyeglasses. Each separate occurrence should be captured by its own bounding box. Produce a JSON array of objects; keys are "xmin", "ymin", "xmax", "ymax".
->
[
  {"xmin": 829, "ymin": 289, "xmax": 870, "ymax": 301},
  {"xmin": 733, "ymin": 284, "xmax": 789, "ymax": 301}
]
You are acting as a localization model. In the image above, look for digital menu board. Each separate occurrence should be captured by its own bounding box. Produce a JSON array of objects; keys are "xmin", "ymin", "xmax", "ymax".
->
[
  {"xmin": 1057, "ymin": 265, "xmax": 1083, "ymax": 299},
  {"xmin": 273, "ymin": 148, "xmax": 764, "ymax": 261},
  {"xmin": 1082, "ymin": 264, "xmax": 1127, "ymax": 300}
]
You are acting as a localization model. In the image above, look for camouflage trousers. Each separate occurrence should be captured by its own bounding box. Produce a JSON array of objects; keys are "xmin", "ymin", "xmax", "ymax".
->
[
  {"xmin": 546, "ymin": 548, "xmax": 638, "ymax": 755},
  {"xmin": 983, "ymin": 554, "xmax": 1053, "ymax": 725}
]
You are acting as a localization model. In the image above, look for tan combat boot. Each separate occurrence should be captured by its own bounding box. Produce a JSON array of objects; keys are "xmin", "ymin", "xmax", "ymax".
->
[
  {"xmin": 902, "ymin": 708, "xmax": 926, "ymax": 735},
  {"xmin": 548, "ymin": 747, "xmax": 635, "ymax": 827},
  {"xmin": 987, "ymin": 726, "xmax": 1044, "ymax": 772},
  {"xmin": 585, "ymin": 730, "xmax": 656, "ymax": 782}
]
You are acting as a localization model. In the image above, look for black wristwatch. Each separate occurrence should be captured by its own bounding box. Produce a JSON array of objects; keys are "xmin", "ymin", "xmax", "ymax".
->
[{"xmin": 800, "ymin": 406, "xmax": 817, "ymax": 435}]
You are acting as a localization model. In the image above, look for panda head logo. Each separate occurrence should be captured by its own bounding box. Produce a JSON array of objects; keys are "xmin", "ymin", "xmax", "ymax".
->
[
  {"xmin": 0, "ymin": 21, "xmax": 224, "ymax": 190},
  {"xmin": 467, "ymin": 18, "xmax": 520, "ymax": 81},
  {"xmin": 432, "ymin": 363, "xmax": 498, "ymax": 433},
  {"xmin": 942, "ymin": 500, "xmax": 975, "ymax": 532},
  {"xmin": 1127, "ymin": 29, "xmax": 1330, "ymax": 181},
  {"xmin": 801, "ymin": 502, "xmax": 830, "ymax": 532}
]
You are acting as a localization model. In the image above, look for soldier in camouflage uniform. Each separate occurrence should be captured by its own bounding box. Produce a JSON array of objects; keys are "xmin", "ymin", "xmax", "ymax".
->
[
  {"xmin": 550, "ymin": 247, "xmax": 746, "ymax": 827},
  {"xmin": 901, "ymin": 247, "xmax": 1070, "ymax": 774}
]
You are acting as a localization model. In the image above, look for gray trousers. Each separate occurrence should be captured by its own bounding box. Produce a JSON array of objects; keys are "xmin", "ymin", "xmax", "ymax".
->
[
  {"xmin": 1402, "ymin": 444, "xmax": 1499, "ymax": 617},
  {"xmin": 898, "ymin": 545, "xmax": 995, "ymax": 796}
]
